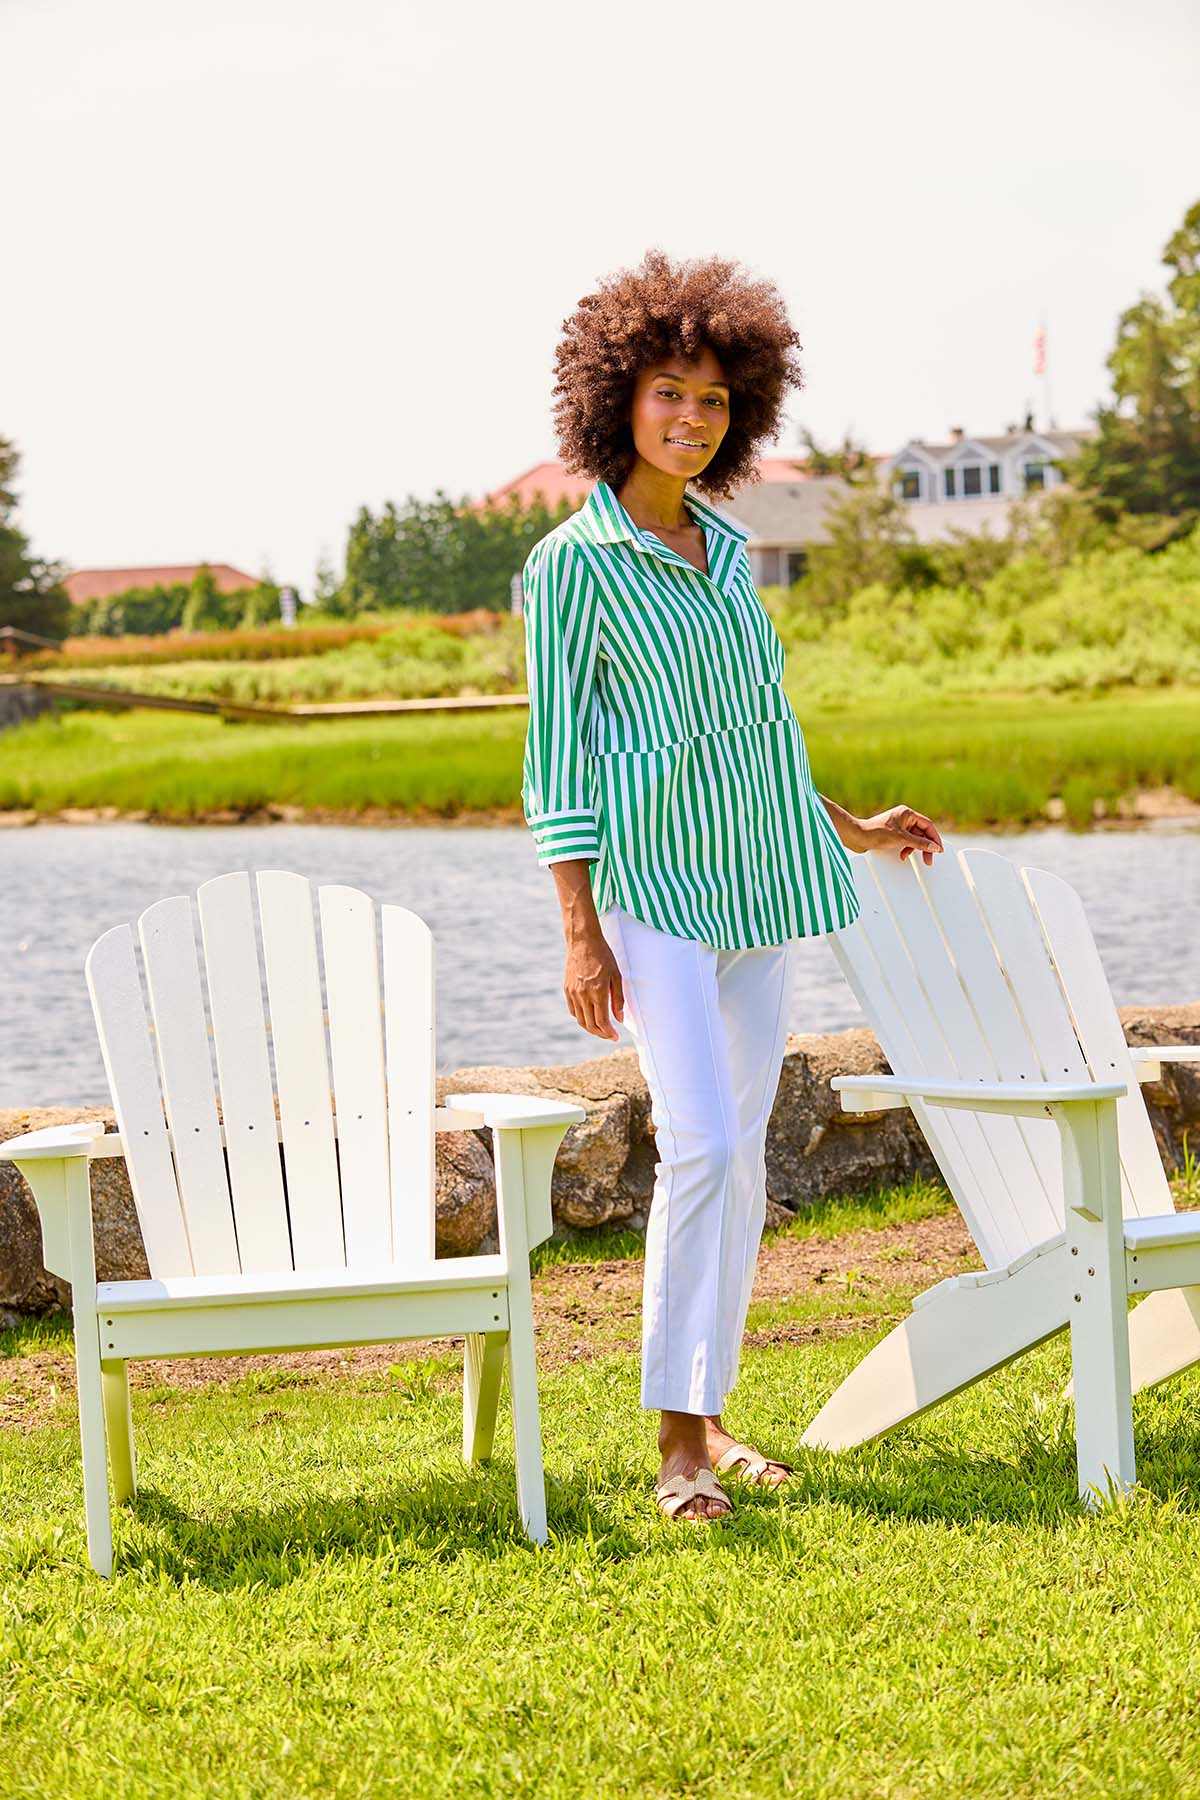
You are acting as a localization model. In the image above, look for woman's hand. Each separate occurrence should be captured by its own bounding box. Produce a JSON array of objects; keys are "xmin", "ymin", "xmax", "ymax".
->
[
  {"xmin": 857, "ymin": 804, "xmax": 945, "ymax": 864},
  {"xmin": 564, "ymin": 930, "xmax": 625, "ymax": 1041}
]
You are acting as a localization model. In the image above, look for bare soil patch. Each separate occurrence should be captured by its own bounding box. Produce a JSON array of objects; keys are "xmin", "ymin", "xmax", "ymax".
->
[{"xmin": 1, "ymin": 1210, "xmax": 977, "ymax": 1430}]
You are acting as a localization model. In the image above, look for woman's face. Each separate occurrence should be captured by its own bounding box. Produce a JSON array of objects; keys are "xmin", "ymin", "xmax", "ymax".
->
[{"xmin": 627, "ymin": 344, "xmax": 730, "ymax": 481}]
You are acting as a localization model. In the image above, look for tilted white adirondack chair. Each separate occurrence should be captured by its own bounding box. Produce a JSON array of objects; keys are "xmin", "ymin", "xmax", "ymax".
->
[
  {"xmin": 0, "ymin": 870, "xmax": 584, "ymax": 1574},
  {"xmin": 801, "ymin": 843, "xmax": 1200, "ymax": 1505}
]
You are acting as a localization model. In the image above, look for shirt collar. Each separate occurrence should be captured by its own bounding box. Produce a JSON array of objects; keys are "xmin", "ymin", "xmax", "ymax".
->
[{"xmin": 575, "ymin": 479, "xmax": 749, "ymax": 550}]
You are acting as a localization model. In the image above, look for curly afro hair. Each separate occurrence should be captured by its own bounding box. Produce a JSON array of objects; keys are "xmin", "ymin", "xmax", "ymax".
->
[{"xmin": 551, "ymin": 248, "xmax": 804, "ymax": 499}]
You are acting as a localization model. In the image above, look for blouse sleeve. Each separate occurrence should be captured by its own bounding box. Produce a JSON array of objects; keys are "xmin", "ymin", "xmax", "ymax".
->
[{"xmin": 520, "ymin": 536, "xmax": 602, "ymax": 865}]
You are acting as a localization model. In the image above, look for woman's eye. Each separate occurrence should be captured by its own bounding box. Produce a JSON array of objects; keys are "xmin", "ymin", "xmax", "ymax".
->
[
  {"xmin": 705, "ymin": 396, "xmax": 725, "ymax": 407},
  {"xmin": 656, "ymin": 389, "xmax": 679, "ymax": 400}
]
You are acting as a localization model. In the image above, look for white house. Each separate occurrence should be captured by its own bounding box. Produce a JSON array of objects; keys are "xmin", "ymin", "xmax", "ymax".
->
[{"xmin": 877, "ymin": 426, "xmax": 1093, "ymax": 541}]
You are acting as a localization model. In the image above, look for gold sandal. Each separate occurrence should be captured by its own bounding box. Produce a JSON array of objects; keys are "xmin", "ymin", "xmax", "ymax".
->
[
  {"xmin": 714, "ymin": 1441, "xmax": 794, "ymax": 1487},
  {"xmin": 654, "ymin": 1468, "xmax": 732, "ymax": 1522}
]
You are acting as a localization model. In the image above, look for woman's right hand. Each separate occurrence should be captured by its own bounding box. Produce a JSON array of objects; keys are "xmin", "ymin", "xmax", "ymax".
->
[{"xmin": 564, "ymin": 931, "xmax": 625, "ymax": 1041}]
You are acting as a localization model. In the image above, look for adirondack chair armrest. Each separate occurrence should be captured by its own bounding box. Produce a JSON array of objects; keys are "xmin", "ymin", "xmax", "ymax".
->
[
  {"xmin": 831, "ymin": 1074, "xmax": 1127, "ymax": 1116},
  {"xmin": 1130, "ymin": 1046, "xmax": 1200, "ymax": 1083},
  {"xmin": 443, "ymin": 1092, "xmax": 587, "ymax": 1130},
  {"xmin": 444, "ymin": 1092, "xmax": 587, "ymax": 1251},
  {"xmin": 0, "ymin": 1122, "xmax": 111, "ymax": 1284},
  {"xmin": 0, "ymin": 1121, "xmax": 110, "ymax": 1162}
]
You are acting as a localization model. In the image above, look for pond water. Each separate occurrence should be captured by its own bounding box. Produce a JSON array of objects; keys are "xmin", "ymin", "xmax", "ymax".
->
[{"xmin": 2, "ymin": 820, "xmax": 1198, "ymax": 1109}]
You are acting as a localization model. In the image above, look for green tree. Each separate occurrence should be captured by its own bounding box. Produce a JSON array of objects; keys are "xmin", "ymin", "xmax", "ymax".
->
[
  {"xmin": 802, "ymin": 465, "xmax": 938, "ymax": 608},
  {"xmin": 0, "ymin": 436, "xmax": 71, "ymax": 642},
  {"xmin": 1066, "ymin": 198, "xmax": 1200, "ymax": 533},
  {"xmin": 181, "ymin": 564, "xmax": 225, "ymax": 631},
  {"xmin": 341, "ymin": 489, "xmax": 574, "ymax": 615}
]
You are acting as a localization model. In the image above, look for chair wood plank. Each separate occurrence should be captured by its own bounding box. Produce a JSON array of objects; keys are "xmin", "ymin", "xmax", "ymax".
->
[
  {"xmin": 874, "ymin": 855, "xmax": 1060, "ymax": 1252},
  {"xmin": 834, "ymin": 858, "xmax": 1031, "ymax": 1266},
  {"xmin": 256, "ymin": 870, "xmax": 345, "ymax": 1269},
  {"xmin": 85, "ymin": 924, "xmax": 193, "ymax": 1277},
  {"xmin": 914, "ymin": 851, "xmax": 1064, "ymax": 1243},
  {"xmin": 197, "ymin": 872, "xmax": 293, "ymax": 1273},
  {"xmin": 138, "ymin": 895, "xmax": 239, "ymax": 1275},
  {"xmin": 1023, "ymin": 865, "xmax": 1172, "ymax": 1220},
  {"xmin": 319, "ymin": 884, "xmax": 392, "ymax": 1266},
  {"xmin": 382, "ymin": 904, "xmax": 437, "ymax": 1266}
]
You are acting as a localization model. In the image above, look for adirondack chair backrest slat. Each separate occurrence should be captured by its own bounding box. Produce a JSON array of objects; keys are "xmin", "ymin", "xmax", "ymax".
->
[
  {"xmin": 87, "ymin": 869, "xmax": 443, "ymax": 1283},
  {"xmin": 85, "ymin": 924, "xmax": 194, "ymax": 1277},
  {"xmin": 137, "ymin": 896, "xmax": 240, "ymax": 1275},
  {"xmin": 877, "ymin": 855, "xmax": 1064, "ymax": 1253},
  {"xmin": 318, "ymin": 884, "xmax": 393, "ymax": 1265},
  {"xmin": 914, "ymin": 850, "xmax": 1064, "ymax": 1231},
  {"xmin": 255, "ymin": 870, "xmax": 346, "ymax": 1270},
  {"xmin": 196, "ymin": 872, "xmax": 293, "ymax": 1274},
  {"xmin": 831, "ymin": 845, "xmax": 1174, "ymax": 1272},
  {"xmin": 382, "ymin": 904, "xmax": 437, "ymax": 1265},
  {"xmin": 1023, "ymin": 867, "xmax": 1171, "ymax": 1219},
  {"xmin": 834, "ymin": 860, "xmax": 1044, "ymax": 1266}
]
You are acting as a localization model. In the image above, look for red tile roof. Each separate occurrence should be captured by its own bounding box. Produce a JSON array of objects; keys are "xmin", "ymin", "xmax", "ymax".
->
[{"xmin": 63, "ymin": 564, "xmax": 260, "ymax": 605}]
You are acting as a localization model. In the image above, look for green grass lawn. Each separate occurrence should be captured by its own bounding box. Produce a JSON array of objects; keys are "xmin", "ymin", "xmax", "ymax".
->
[
  {"xmin": 5, "ymin": 1175, "xmax": 1200, "ymax": 1800},
  {"xmin": 2, "ymin": 685, "xmax": 1197, "ymax": 829}
]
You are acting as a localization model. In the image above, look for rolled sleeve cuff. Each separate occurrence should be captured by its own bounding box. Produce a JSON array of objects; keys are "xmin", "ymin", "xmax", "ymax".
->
[{"xmin": 527, "ymin": 808, "xmax": 601, "ymax": 865}]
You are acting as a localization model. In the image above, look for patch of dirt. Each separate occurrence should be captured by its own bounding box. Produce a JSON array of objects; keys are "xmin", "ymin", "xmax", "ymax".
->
[{"xmin": 0, "ymin": 1210, "xmax": 978, "ymax": 1429}]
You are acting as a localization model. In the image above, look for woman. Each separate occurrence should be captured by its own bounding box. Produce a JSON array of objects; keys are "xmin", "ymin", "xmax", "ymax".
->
[{"xmin": 521, "ymin": 249, "xmax": 944, "ymax": 1522}]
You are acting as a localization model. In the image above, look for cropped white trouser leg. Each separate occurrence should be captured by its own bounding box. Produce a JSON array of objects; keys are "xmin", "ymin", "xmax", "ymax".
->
[{"xmin": 598, "ymin": 904, "xmax": 795, "ymax": 1416}]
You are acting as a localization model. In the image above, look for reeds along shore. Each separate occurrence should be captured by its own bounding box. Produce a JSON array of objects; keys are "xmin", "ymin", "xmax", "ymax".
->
[{"xmin": 0, "ymin": 687, "xmax": 1197, "ymax": 832}]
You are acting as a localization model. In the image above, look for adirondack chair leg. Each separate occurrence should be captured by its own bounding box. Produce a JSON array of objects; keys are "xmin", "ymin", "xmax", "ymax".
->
[
  {"xmin": 101, "ymin": 1360, "xmax": 137, "ymax": 1504},
  {"xmin": 1061, "ymin": 1100, "xmax": 1136, "ymax": 1508},
  {"xmin": 61, "ymin": 1159, "xmax": 115, "ymax": 1576},
  {"xmin": 463, "ymin": 1331, "xmax": 508, "ymax": 1464},
  {"xmin": 800, "ymin": 1246, "xmax": 1070, "ymax": 1452},
  {"xmin": 74, "ymin": 1313, "xmax": 114, "ymax": 1577},
  {"xmin": 492, "ymin": 1131, "xmax": 549, "ymax": 1545}
]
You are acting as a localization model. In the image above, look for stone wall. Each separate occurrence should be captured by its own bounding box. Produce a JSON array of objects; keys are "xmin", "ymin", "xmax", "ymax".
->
[{"xmin": 2, "ymin": 1003, "xmax": 1198, "ymax": 1322}]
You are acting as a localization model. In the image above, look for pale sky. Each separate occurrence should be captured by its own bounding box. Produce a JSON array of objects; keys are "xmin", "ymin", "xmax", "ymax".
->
[{"xmin": 5, "ymin": 0, "xmax": 1197, "ymax": 593}]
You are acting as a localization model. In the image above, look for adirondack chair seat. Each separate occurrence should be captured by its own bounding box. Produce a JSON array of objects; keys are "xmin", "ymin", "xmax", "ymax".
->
[
  {"xmin": 801, "ymin": 844, "xmax": 1200, "ymax": 1507},
  {"xmin": 96, "ymin": 1255, "xmax": 510, "ymax": 1311},
  {"xmin": 4, "ymin": 871, "xmax": 584, "ymax": 1574}
]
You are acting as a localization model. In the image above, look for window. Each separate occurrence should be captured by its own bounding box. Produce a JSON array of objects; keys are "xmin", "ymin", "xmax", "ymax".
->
[
  {"xmin": 1024, "ymin": 460, "xmax": 1048, "ymax": 491},
  {"xmin": 962, "ymin": 465, "xmax": 982, "ymax": 497},
  {"xmin": 897, "ymin": 468, "xmax": 921, "ymax": 500},
  {"xmin": 755, "ymin": 548, "xmax": 784, "ymax": 585},
  {"xmin": 786, "ymin": 551, "xmax": 808, "ymax": 586},
  {"xmin": 944, "ymin": 468, "xmax": 956, "ymax": 498},
  {"xmin": 989, "ymin": 463, "xmax": 1001, "ymax": 494}
]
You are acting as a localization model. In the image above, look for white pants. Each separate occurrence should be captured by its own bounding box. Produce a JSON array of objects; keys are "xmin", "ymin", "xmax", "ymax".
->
[{"xmin": 598, "ymin": 905, "xmax": 795, "ymax": 1416}]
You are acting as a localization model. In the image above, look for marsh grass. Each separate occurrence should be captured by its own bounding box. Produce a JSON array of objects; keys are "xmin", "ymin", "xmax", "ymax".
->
[{"xmin": 2, "ymin": 687, "xmax": 1196, "ymax": 828}]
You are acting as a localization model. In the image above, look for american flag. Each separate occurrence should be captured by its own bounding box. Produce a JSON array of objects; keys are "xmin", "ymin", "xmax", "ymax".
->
[{"xmin": 1034, "ymin": 326, "xmax": 1046, "ymax": 376}]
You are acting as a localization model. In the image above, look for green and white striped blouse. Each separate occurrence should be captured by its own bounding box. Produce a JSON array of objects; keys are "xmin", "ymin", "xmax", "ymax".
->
[{"xmin": 520, "ymin": 479, "xmax": 860, "ymax": 948}]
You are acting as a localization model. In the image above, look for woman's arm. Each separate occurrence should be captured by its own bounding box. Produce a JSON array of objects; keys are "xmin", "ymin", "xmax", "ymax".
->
[{"xmin": 819, "ymin": 793, "xmax": 945, "ymax": 864}]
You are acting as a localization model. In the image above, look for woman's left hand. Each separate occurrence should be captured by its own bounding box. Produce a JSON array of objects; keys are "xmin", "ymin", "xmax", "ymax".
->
[{"xmin": 857, "ymin": 805, "xmax": 945, "ymax": 864}]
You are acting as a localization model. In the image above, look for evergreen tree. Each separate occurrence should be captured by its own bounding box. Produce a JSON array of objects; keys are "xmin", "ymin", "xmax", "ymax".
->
[
  {"xmin": 0, "ymin": 436, "xmax": 71, "ymax": 641},
  {"xmin": 1068, "ymin": 198, "xmax": 1200, "ymax": 532}
]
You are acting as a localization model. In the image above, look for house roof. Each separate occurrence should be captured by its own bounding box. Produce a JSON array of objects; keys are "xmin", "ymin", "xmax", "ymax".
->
[
  {"xmin": 889, "ymin": 428, "xmax": 1090, "ymax": 466},
  {"xmin": 63, "ymin": 564, "xmax": 260, "ymax": 605},
  {"xmin": 720, "ymin": 475, "xmax": 854, "ymax": 547}
]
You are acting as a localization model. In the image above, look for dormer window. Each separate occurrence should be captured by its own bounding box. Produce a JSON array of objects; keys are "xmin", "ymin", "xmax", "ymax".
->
[
  {"xmin": 989, "ymin": 463, "xmax": 1001, "ymax": 493},
  {"xmin": 896, "ymin": 468, "xmax": 921, "ymax": 500},
  {"xmin": 944, "ymin": 468, "xmax": 956, "ymax": 498},
  {"xmin": 962, "ymin": 465, "xmax": 982, "ymax": 497},
  {"xmin": 1024, "ymin": 459, "xmax": 1048, "ymax": 490}
]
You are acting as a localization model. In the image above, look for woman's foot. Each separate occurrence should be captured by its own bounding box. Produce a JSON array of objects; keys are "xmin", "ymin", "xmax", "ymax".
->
[
  {"xmin": 657, "ymin": 1411, "xmax": 733, "ymax": 1521},
  {"xmin": 705, "ymin": 1414, "xmax": 792, "ymax": 1489}
]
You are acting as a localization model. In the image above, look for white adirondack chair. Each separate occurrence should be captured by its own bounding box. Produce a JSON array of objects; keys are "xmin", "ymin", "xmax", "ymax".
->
[
  {"xmin": 0, "ymin": 870, "xmax": 584, "ymax": 1574},
  {"xmin": 801, "ymin": 843, "xmax": 1200, "ymax": 1506}
]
